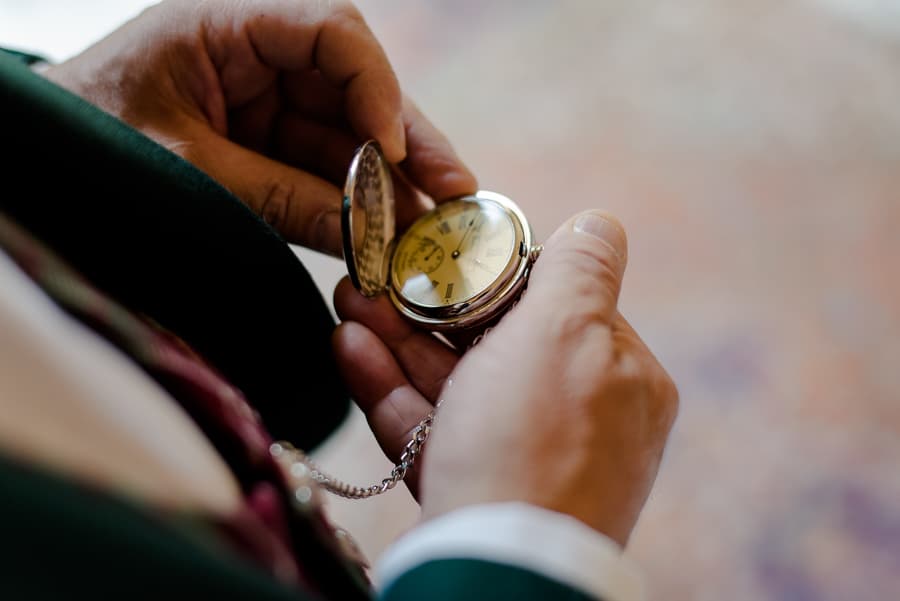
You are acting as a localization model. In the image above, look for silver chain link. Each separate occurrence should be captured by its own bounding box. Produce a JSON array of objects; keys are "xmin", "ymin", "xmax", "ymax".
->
[
  {"xmin": 271, "ymin": 399, "xmax": 443, "ymax": 500},
  {"xmin": 271, "ymin": 318, "xmax": 516, "ymax": 500},
  {"xmin": 271, "ymin": 323, "xmax": 506, "ymax": 500},
  {"xmin": 269, "ymin": 247, "xmax": 540, "ymax": 502}
]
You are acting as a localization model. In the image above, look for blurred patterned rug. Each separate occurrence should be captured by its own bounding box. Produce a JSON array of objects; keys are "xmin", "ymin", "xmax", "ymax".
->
[
  {"xmin": 309, "ymin": 2, "xmax": 900, "ymax": 599},
  {"xmin": 5, "ymin": 0, "xmax": 896, "ymax": 598}
]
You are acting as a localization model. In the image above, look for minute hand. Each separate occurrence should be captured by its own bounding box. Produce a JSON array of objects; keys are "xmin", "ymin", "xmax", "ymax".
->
[{"xmin": 451, "ymin": 215, "xmax": 481, "ymax": 259}]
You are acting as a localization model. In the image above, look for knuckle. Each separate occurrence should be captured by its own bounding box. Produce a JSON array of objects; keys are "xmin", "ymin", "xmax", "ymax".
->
[
  {"xmin": 646, "ymin": 368, "xmax": 680, "ymax": 431},
  {"xmin": 259, "ymin": 180, "xmax": 294, "ymax": 232},
  {"xmin": 655, "ymin": 368, "xmax": 680, "ymax": 427},
  {"xmin": 306, "ymin": 207, "xmax": 340, "ymax": 255},
  {"xmin": 542, "ymin": 303, "xmax": 602, "ymax": 342},
  {"xmin": 612, "ymin": 349, "xmax": 679, "ymax": 431},
  {"xmin": 614, "ymin": 349, "xmax": 644, "ymax": 384},
  {"xmin": 546, "ymin": 243, "xmax": 621, "ymax": 304}
]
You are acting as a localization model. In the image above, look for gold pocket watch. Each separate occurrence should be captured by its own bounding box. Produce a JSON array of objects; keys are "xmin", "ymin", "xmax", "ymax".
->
[{"xmin": 341, "ymin": 140, "xmax": 541, "ymax": 334}]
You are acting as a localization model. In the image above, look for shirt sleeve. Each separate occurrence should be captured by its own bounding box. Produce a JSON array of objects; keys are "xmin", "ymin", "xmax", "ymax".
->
[{"xmin": 376, "ymin": 502, "xmax": 644, "ymax": 601}]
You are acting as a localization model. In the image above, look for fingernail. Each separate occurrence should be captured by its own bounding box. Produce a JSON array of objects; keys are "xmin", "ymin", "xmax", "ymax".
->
[{"xmin": 573, "ymin": 212, "xmax": 627, "ymax": 263}]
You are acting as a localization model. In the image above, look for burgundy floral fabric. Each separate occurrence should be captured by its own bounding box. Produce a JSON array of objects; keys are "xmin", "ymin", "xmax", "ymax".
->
[{"xmin": 0, "ymin": 212, "xmax": 369, "ymax": 599}]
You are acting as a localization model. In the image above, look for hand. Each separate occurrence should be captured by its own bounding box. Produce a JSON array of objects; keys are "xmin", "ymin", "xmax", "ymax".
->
[
  {"xmin": 43, "ymin": 0, "xmax": 476, "ymax": 254},
  {"xmin": 333, "ymin": 210, "xmax": 678, "ymax": 547}
]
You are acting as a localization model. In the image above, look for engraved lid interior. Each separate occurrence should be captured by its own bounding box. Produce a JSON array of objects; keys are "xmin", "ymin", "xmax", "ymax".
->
[{"xmin": 341, "ymin": 140, "xmax": 396, "ymax": 297}]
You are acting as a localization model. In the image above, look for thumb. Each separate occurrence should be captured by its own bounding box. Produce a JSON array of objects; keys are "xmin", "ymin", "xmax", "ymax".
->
[{"xmin": 525, "ymin": 210, "xmax": 628, "ymax": 325}]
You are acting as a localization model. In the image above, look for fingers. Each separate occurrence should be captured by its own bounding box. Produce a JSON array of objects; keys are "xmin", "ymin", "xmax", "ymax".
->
[
  {"xmin": 279, "ymin": 69, "xmax": 345, "ymax": 127},
  {"xmin": 332, "ymin": 321, "xmax": 433, "ymax": 498},
  {"xmin": 202, "ymin": 1, "xmax": 404, "ymax": 160},
  {"xmin": 228, "ymin": 105, "xmax": 454, "ymax": 243},
  {"xmin": 390, "ymin": 166, "xmax": 435, "ymax": 232},
  {"xmin": 277, "ymin": 93, "xmax": 476, "ymax": 219},
  {"xmin": 333, "ymin": 277, "xmax": 458, "ymax": 402},
  {"xmin": 227, "ymin": 83, "xmax": 281, "ymax": 153},
  {"xmin": 274, "ymin": 115, "xmax": 433, "ymax": 229},
  {"xmin": 525, "ymin": 210, "xmax": 629, "ymax": 327},
  {"xmin": 196, "ymin": 2, "xmax": 477, "ymax": 248},
  {"xmin": 237, "ymin": 1, "xmax": 406, "ymax": 162},
  {"xmin": 400, "ymin": 97, "xmax": 478, "ymax": 202},
  {"xmin": 332, "ymin": 321, "xmax": 435, "ymax": 454},
  {"xmin": 273, "ymin": 114, "xmax": 359, "ymax": 184},
  {"xmin": 182, "ymin": 125, "xmax": 344, "ymax": 254}
]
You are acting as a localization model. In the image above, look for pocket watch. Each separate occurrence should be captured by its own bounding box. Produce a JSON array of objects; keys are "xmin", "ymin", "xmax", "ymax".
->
[{"xmin": 341, "ymin": 140, "xmax": 541, "ymax": 333}]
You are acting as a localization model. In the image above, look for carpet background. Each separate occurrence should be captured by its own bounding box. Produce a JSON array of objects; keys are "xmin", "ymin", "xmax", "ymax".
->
[{"xmin": 4, "ymin": 2, "xmax": 898, "ymax": 599}]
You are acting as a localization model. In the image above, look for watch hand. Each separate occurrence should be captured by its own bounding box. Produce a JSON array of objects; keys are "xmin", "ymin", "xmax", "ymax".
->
[
  {"xmin": 423, "ymin": 246, "xmax": 440, "ymax": 261},
  {"xmin": 452, "ymin": 215, "xmax": 481, "ymax": 259}
]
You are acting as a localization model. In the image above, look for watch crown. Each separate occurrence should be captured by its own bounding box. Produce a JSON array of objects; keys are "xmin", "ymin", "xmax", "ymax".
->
[{"xmin": 530, "ymin": 244, "xmax": 543, "ymax": 262}]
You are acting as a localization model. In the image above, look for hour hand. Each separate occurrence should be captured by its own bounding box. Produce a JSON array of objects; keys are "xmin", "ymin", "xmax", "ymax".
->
[{"xmin": 451, "ymin": 215, "xmax": 481, "ymax": 259}]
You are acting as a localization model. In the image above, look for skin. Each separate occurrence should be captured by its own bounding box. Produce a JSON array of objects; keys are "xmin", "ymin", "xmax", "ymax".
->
[
  {"xmin": 44, "ymin": 0, "xmax": 477, "ymax": 255},
  {"xmin": 41, "ymin": 0, "xmax": 678, "ymax": 548},
  {"xmin": 27, "ymin": 0, "xmax": 476, "ymax": 516},
  {"xmin": 334, "ymin": 211, "xmax": 679, "ymax": 546}
]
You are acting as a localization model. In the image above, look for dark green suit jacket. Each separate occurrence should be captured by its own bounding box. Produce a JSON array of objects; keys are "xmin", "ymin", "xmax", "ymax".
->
[{"xmin": 0, "ymin": 49, "xmax": 594, "ymax": 600}]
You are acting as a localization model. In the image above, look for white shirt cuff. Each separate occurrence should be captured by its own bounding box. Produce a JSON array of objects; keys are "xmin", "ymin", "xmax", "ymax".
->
[{"xmin": 376, "ymin": 502, "xmax": 643, "ymax": 601}]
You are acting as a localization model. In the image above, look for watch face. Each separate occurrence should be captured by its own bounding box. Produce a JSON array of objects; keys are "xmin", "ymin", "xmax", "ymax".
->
[{"xmin": 391, "ymin": 197, "xmax": 517, "ymax": 308}]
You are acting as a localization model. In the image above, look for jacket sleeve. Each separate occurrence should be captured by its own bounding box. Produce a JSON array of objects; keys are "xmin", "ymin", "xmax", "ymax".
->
[
  {"xmin": 0, "ymin": 51, "xmax": 349, "ymax": 450},
  {"xmin": 0, "ymin": 454, "xmax": 320, "ymax": 601},
  {"xmin": 380, "ymin": 559, "xmax": 598, "ymax": 601},
  {"xmin": 0, "ymin": 46, "xmax": 48, "ymax": 66}
]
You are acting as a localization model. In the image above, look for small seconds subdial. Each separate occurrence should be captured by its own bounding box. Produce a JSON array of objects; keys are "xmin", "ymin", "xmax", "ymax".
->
[
  {"xmin": 409, "ymin": 237, "xmax": 446, "ymax": 274},
  {"xmin": 391, "ymin": 198, "xmax": 516, "ymax": 308}
]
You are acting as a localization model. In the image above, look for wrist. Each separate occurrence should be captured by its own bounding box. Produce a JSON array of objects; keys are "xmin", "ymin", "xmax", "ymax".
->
[{"xmin": 420, "ymin": 457, "xmax": 641, "ymax": 547}]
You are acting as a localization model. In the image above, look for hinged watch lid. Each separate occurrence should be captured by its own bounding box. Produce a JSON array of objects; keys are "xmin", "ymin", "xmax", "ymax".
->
[{"xmin": 341, "ymin": 140, "xmax": 396, "ymax": 297}]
